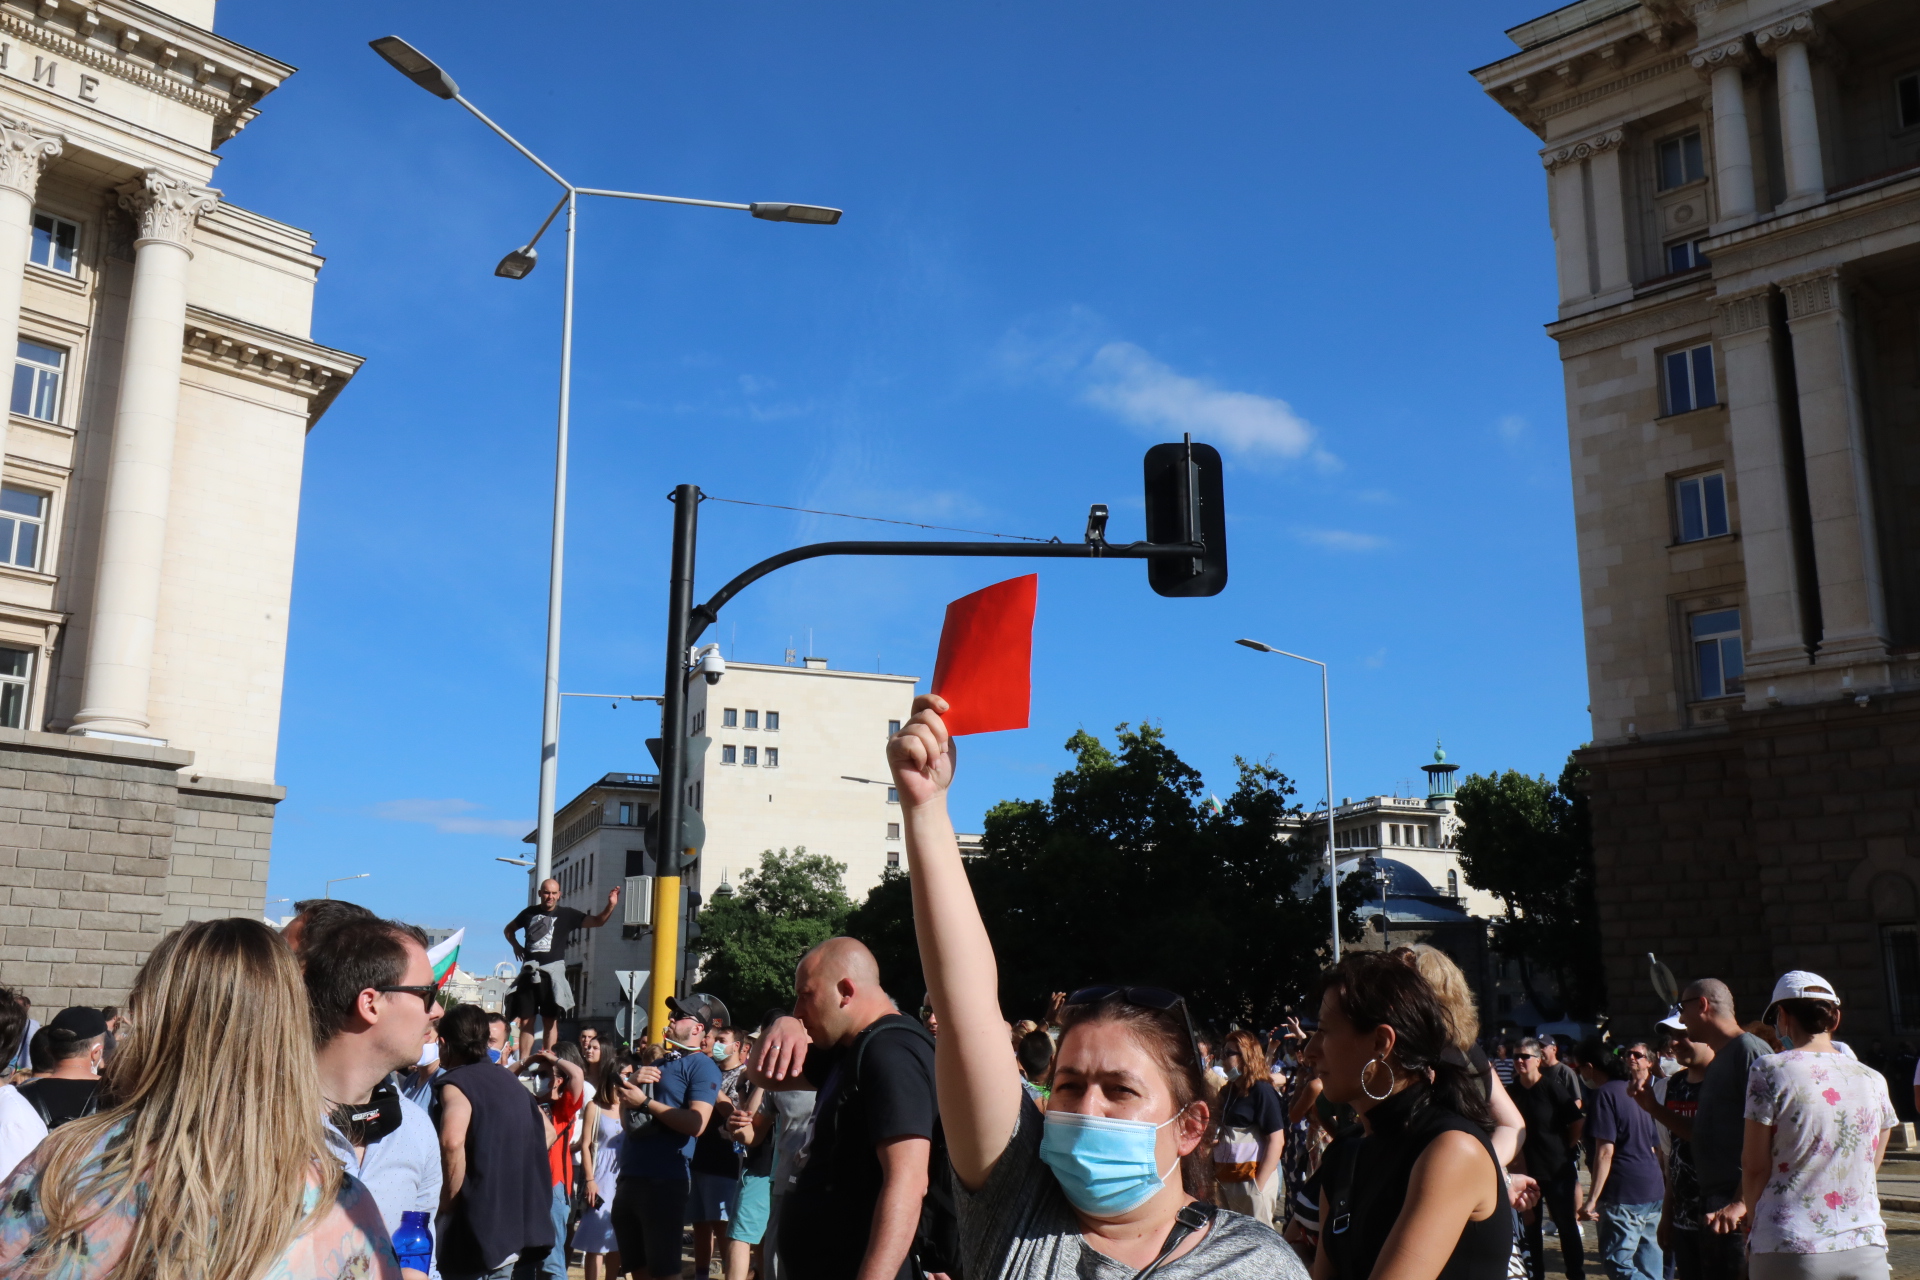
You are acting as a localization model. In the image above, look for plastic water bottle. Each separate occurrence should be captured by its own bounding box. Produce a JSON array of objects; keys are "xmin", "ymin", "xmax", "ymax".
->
[{"xmin": 394, "ymin": 1210, "xmax": 433, "ymax": 1274}]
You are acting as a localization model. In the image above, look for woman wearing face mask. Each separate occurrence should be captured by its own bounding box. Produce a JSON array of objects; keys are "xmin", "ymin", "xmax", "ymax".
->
[
  {"xmin": 1212, "ymin": 1029, "xmax": 1288, "ymax": 1227},
  {"xmin": 1309, "ymin": 951, "xmax": 1512, "ymax": 1280},
  {"xmin": 889, "ymin": 694, "xmax": 1305, "ymax": 1279},
  {"xmin": 1731, "ymin": 971, "xmax": 1896, "ymax": 1280}
]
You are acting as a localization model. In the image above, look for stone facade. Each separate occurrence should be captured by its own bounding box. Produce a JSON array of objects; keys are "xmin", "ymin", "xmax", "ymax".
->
[
  {"xmin": 0, "ymin": 0, "xmax": 357, "ymax": 1013},
  {"xmin": 1474, "ymin": 0, "xmax": 1920, "ymax": 1032}
]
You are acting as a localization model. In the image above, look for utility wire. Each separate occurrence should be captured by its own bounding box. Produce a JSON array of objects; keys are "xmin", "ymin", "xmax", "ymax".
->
[{"xmin": 701, "ymin": 494, "xmax": 1057, "ymax": 543}]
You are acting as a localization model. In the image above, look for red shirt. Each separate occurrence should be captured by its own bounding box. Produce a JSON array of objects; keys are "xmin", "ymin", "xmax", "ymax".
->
[{"xmin": 546, "ymin": 1087, "xmax": 584, "ymax": 1192}]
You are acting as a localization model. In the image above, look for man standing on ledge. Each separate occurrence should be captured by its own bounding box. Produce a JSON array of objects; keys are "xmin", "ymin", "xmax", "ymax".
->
[{"xmin": 505, "ymin": 879, "xmax": 620, "ymax": 1060}]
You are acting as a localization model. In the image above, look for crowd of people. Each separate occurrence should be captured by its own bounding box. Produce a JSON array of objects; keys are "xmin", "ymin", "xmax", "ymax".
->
[{"xmin": 0, "ymin": 691, "xmax": 1903, "ymax": 1280}]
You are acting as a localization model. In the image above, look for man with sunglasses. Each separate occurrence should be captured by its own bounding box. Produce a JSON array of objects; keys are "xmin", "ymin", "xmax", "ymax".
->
[
  {"xmin": 1511, "ymin": 1036, "xmax": 1586, "ymax": 1280},
  {"xmin": 1632, "ymin": 1014, "xmax": 1714, "ymax": 1280},
  {"xmin": 301, "ymin": 914, "xmax": 446, "ymax": 1280}
]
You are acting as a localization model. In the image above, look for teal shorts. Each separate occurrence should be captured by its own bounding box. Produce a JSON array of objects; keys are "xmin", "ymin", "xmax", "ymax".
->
[{"xmin": 728, "ymin": 1173, "xmax": 773, "ymax": 1245}]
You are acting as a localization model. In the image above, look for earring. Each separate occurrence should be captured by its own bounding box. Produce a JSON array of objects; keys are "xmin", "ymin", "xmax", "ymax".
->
[{"xmin": 1360, "ymin": 1056, "xmax": 1393, "ymax": 1101}]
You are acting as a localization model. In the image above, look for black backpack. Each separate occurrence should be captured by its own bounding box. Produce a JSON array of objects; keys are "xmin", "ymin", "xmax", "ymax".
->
[{"xmin": 839, "ymin": 1014, "xmax": 961, "ymax": 1280}]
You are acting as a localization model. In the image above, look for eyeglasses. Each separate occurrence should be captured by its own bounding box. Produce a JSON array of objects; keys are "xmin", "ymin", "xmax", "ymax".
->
[
  {"xmin": 1514, "ymin": 1053, "xmax": 1539, "ymax": 1061},
  {"xmin": 1626, "ymin": 1050, "xmax": 1650, "ymax": 1060},
  {"xmin": 1064, "ymin": 985, "xmax": 1205, "ymax": 1079},
  {"xmin": 377, "ymin": 985, "xmax": 440, "ymax": 1012}
]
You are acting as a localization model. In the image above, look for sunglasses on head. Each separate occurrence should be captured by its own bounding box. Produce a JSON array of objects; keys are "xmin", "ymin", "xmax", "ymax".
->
[{"xmin": 1064, "ymin": 985, "xmax": 1205, "ymax": 1077}]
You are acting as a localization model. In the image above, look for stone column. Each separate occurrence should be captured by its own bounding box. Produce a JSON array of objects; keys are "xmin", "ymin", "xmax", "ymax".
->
[
  {"xmin": 1540, "ymin": 129, "xmax": 1624, "ymax": 303},
  {"xmin": 1717, "ymin": 287, "xmax": 1812, "ymax": 679},
  {"xmin": 1757, "ymin": 15, "xmax": 1825, "ymax": 207},
  {"xmin": 69, "ymin": 170, "xmax": 218, "ymax": 742},
  {"xmin": 0, "ymin": 115, "xmax": 61, "ymax": 470},
  {"xmin": 1692, "ymin": 42, "xmax": 1756, "ymax": 228},
  {"xmin": 1587, "ymin": 137, "xmax": 1631, "ymax": 298},
  {"xmin": 1543, "ymin": 153, "xmax": 1589, "ymax": 303},
  {"xmin": 1782, "ymin": 267, "xmax": 1886, "ymax": 662}
]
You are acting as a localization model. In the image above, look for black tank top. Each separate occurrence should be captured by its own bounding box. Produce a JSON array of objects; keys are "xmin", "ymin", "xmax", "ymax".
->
[
  {"xmin": 433, "ymin": 1061, "xmax": 556, "ymax": 1274},
  {"xmin": 1323, "ymin": 1083, "xmax": 1512, "ymax": 1280}
]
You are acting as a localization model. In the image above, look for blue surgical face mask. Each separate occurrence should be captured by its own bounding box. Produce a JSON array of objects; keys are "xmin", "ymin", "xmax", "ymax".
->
[
  {"xmin": 1038, "ymin": 1108, "xmax": 1183, "ymax": 1217},
  {"xmin": 487, "ymin": 1047, "xmax": 502, "ymax": 1064}
]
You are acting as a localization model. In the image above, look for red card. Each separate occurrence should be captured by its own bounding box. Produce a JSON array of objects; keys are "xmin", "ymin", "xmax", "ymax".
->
[{"xmin": 930, "ymin": 574, "xmax": 1036, "ymax": 736}]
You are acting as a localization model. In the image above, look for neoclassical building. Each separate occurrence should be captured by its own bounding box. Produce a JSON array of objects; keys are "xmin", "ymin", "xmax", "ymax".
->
[
  {"xmin": 0, "ymin": 0, "xmax": 358, "ymax": 1008},
  {"xmin": 1474, "ymin": 0, "xmax": 1920, "ymax": 1033}
]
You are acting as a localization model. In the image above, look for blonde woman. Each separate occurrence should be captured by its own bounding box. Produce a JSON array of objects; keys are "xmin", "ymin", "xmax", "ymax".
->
[{"xmin": 0, "ymin": 917, "xmax": 399, "ymax": 1280}]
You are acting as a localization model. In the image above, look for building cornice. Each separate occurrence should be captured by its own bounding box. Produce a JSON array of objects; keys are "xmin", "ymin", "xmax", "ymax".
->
[
  {"xmin": 181, "ymin": 304, "xmax": 363, "ymax": 429},
  {"xmin": 0, "ymin": 0, "xmax": 293, "ymax": 145},
  {"xmin": 1472, "ymin": 5, "xmax": 1693, "ymax": 136},
  {"xmin": 1545, "ymin": 275, "xmax": 1718, "ymax": 356},
  {"xmin": 1541, "ymin": 127, "xmax": 1624, "ymax": 170}
]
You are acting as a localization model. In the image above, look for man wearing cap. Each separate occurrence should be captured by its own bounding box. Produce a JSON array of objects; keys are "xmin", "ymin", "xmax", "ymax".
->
[
  {"xmin": 1675, "ymin": 977, "xmax": 1769, "ymax": 1280},
  {"xmin": 16, "ymin": 1007, "xmax": 107, "ymax": 1129},
  {"xmin": 1632, "ymin": 1011, "xmax": 1714, "ymax": 1280},
  {"xmin": 610, "ymin": 994, "xmax": 722, "ymax": 1280}
]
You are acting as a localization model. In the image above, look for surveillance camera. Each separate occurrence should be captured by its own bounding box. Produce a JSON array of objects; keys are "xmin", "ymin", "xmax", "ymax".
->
[{"xmin": 696, "ymin": 646, "xmax": 726, "ymax": 686}]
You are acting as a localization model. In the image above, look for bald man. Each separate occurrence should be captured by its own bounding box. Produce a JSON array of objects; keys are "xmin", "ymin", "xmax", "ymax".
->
[
  {"xmin": 1677, "ymin": 978, "xmax": 1768, "ymax": 1280},
  {"xmin": 753, "ymin": 937, "xmax": 947, "ymax": 1280},
  {"xmin": 504, "ymin": 879, "xmax": 619, "ymax": 1059}
]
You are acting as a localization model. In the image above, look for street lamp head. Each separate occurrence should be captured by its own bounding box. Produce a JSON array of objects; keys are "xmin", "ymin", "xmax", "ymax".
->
[
  {"xmin": 497, "ymin": 857, "xmax": 534, "ymax": 867},
  {"xmin": 1235, "ymin": 638, "xmax": 1274, "ymax": 653},
  {"xmin": 495, "ymin": 245, "xmax": 538, "ymax": 279},
  {"xmin": 749, "ymin": 202, "xmax": 843, "ymax": 225},
  {"xmin": 369, "ymin": 36, "xmax": 461, "ymax": 100}
]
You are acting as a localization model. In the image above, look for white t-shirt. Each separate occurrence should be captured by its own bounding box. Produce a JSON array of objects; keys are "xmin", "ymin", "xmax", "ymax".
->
[
  {"xmin": 0, "ymin": 1083, "xmax": 48, "ymax": 1183},
  {"xmin": 1745, "ymin": 1049, "xmax": 1898, "ymax": 1254}
]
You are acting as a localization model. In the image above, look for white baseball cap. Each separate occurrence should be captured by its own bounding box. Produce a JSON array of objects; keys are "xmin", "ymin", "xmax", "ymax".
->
[
  {"xmin": 1657, "ymin": 1006, "xmax": 1687, "ymax": 1032},
  {"xmin": 1765, "ymin": 970, "xmax": 1840, "ymax": 1019}
]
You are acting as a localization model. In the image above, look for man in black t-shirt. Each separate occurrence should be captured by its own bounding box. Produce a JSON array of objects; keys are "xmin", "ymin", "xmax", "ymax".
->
[
  {"xmin": 504, "ymin": 878, "xmax": 619, "ymax": 1059},
  {"xmin": 16, "ymin": 1007, "xmax": 106, "ymax": 1130},
  {"xmin": 753, "ymin": 937, "xmax": 941, "ymax": 1280},
  {"xmin": 1511, "ymin": 1036, "xmax": 1586, "ymax": 1280}
]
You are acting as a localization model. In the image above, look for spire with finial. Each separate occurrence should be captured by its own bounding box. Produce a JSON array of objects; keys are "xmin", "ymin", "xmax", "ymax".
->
[
  {"xmin": 1422, "ymin": 739, "xmax": 1458, "ymax": 801},
  {"xmin": 714, "ymin": 867, "xmax": 734, "ymax": 899}
]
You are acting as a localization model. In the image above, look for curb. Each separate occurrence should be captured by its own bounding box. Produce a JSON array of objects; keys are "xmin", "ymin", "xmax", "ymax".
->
[{"xmin": 1884, "ymin": 1197, "xmax": 1920, "ymax": 1214}]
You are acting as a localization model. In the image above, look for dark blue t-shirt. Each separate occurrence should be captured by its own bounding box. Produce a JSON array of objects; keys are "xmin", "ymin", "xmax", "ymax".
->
[
  {"xmin": 1588, "ymin": 1078, "xmax": 1663, "ymax": 1205},
  {"xmin": 618, "ymin": 1050, "xmax": 723, "ymax": 1179}
]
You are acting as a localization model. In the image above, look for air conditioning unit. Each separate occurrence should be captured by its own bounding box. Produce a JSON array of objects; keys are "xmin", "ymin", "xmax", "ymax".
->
[{"xmin": 624, "ymin": 875, "xmax": 653, "ymax": 926}]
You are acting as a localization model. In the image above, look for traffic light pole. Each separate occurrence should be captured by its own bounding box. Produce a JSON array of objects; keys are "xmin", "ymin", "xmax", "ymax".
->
[{"xmin": 648, "ymin": 443, "xmax": 1221, "ymax": 1039}]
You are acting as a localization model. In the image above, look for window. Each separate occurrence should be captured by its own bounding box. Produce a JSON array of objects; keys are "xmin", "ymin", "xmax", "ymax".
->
[
  {"xmin": 887, "ymin": 849, "xmax": 900, "ymax": 870},
  {"xmin": 1418, "ymin": 827, "xmax": 1429, "ymax": 848},
  {"xmin": 11, "ymin": 340, "xmax": 63, "ymax": 422},
  {"xmin": 1899, "ymin": 73, "xmax": 1920, "ymax": 130},
  {"xmin": 1886, "ymin": 925, "xmax": 1920, "ymax": 1029},
  {"xmin": 692, "ymin": 711, "xmax": 705, "ymax": 734},
  {"xmin": 0, "ymin": 646, "xmax": 27, "ymax": 729},
  {"xmin": 886, "ymin": 822, "xmax": 901, "ymax": 840},
  {"xmin": 888, "ymin": 719, "xmax": 901, "ymax": 736},
  {"xmin": 722, "ymin": 708, "xmax": 738, "ymax": 728},
  {"xmin": 1665, "ymin": 238, "xmax": 1710, "ymax": 273},
  {"xmin": 743, "ymin": 746, "xmax": 758, "ymax": 767},
  {"xmin": 1447, "ymin": 869, "xmax": 1459, "ymax": 898},
  {"xmin": 1657, "ymin": 130, "xmax": 1705, "ymax": 190},
  {"xmin": 766, "ymin": 710, "xmax": 780, "ymax": 731},
  {"xmin": 29, "ymin": 212, "xmax": 77, "ymax": 275},
  {"xmin": 1675, "ymin": 472, "xmax": 1730, "ymax": 543},
  {"xmin": 1692, "ymin": 608, "xmax": 1745, "ymax": 699},
  {"xmin": 765, "ymin": 747, "xmax": 779, "ymax": 768},
  {"xmin": 744, "ymin": 710, "xmax": 759, "ymax": 730},
  {"xmin": 721, "ymin": 744, "xmax": 736, "ymax": 764},
  {"xmin": 0, "ymin": 487, "xmax": 45, "ymax": 570},
  {"xmin": 887, "ymin": 786, "xmax": 898, "ymax": 804},
  {"xmin": 1664, "ymin": 344, "xmax": 1717, "ymax": 415}
]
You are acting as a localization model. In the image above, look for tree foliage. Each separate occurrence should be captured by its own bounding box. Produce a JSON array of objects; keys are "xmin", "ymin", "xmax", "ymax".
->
[
  {"xmin": 1452, "ymin": 753, "xmax": 1604, "ymax": 1019},
  {"xmin": 691, "ymin": 846, "xmax": 853, "ymax": 1019},
  {"xmin": 846, "ymin": 722, "xmax": 1359, "ymax": 1030}
]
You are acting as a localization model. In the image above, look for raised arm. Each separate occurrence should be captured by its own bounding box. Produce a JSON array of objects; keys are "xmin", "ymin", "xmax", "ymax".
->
[
  {"xmin": 586, "ymin": 886, "xmax": 621, "ymax": 928},
  {"xmin": 890, "ymin": 693, "xmax": 1021, "ymax": 1190}
]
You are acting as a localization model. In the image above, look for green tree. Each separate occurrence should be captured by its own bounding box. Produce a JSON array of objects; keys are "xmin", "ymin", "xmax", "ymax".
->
[
  {"xmin": 847, "ymin": 722, "xmax": 1359, "ymax": 1029},
  {"xmin": 691, "ymin": 846, "xmax": 853, "ymax": 1018},
  {"xmin": 1452, "ymin": 753, "xmax": 1604, "ymax": 1019}
]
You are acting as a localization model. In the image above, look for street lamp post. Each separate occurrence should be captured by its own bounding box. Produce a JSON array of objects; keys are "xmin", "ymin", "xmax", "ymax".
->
[
  {"xmin": 325, "ymin": 873, "xmax": 370, "ymax": 900},
  {"xmin": 369, "ymin": 35, "xmax": 841, "ymax": 897},
  {"xmin": 1236, "ymin": 638, "xmax": 1341, "ymax": 962}
]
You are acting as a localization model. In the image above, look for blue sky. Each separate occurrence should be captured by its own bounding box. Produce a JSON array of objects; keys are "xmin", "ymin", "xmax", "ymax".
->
[{"xmin": 214, "ymin": 1, "xmax": 1585, "ymax": 970}]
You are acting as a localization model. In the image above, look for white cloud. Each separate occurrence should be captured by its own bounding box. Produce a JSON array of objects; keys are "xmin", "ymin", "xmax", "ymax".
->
[
  {"xmin": 373, "ymin": 798, "xmax": 530, "ymax": 839},
  {"xmin": 1297, "ymin": 528, "xmax": 1388, "ymax": 552},
  {"xmin": 1496, "ymin": 414, "xmax": 1528, "ymax": 442},
  {"xmin": 1083, "ymin": 342, "xmax": 1334, "ymax": 466},
  {"xmin": 1364, "ymin": 648, "xmax": 1389, "ymax": 669}
]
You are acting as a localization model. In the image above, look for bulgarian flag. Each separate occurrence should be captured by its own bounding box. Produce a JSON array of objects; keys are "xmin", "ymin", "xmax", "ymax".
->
[{"xmin": 428, "ymin": 928, "xmax": 464, "ymax": 989}]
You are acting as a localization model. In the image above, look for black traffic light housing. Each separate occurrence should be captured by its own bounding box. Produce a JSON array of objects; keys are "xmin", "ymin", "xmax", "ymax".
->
[{"xmin": 1142, "ymin": 437, "xmax": 1227, "ymax": 597}]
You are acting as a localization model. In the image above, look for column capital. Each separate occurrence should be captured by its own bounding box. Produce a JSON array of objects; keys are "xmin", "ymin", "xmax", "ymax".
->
[
  {"xmin": 116, "ymin": 170, "xmax": 219, "ymax": 252},
  {"xmin": 1540, "ymin": 127, "xmax": 1624, "ymax": 172},
  {"xmin": 1715, "ymin": 286, "xmax": 1774, "ymax": 338},
  {"xmin": 0, "ymin": 114, "xmax": 63, "ymax": 201},
  {"xmin": 1780, "ymin": 266, "xmax": 1843, "ymax": 320},
  {"xmin": 1691, "ymin": 38, "xmax": 1753, "ymax": 76},
  {"xmin": 1753, "ymin": 12, "xmax": 1820, "ymax": 55}
]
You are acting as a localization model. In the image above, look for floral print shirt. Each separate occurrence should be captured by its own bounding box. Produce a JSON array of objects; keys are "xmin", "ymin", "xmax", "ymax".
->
[
  {"xmin": 1745, "ymin": 1049, "xmax": 1898, "ymax": 1254},
  {"xmin": 0, "ymin": 1121, "xmax": 400, "ymax": 1280}
]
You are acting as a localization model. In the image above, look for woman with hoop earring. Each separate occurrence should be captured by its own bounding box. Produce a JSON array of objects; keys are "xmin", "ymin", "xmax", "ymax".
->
[{"xmin": 1309, "ymin": 953, "xmax": 1513, "ymax": 1280}]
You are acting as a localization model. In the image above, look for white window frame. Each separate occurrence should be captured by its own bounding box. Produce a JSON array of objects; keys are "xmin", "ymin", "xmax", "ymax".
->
[
  {"xmin": 0, "ymin": 486, "xmax": 47, "ymax": 571},
  {"xmin": 886, "ymin": 849, "xmax": 900, "ymax": 869},
  {"xmin": 28, "ymin": 211, "xmax": 78, "ymax": 276},
  {"xmin": 11, "ymin": 339, "xmax": 64, "ymax": 423},
  {"xmin": 1691, "ymin": 607, "xmax": 1745, "ymax": 700},
  {"xmin": 1664, "ymin": 238, "xmax": 1710, "ymax": 274},
  {"xmin": 1656, "ymin": 129, "xmax": 1705, "ymax": 191},
  {"xmin": 1674, "ymin": 471, "xmax": 1731, "ymax": 543},
  {"xmin": 0, "ymin": 645, "xmax": 29, "ymax": 729},
  {"xmin": 886, "ymin": 822, "xmax": 901, "ymax": 840},
  {"xmin": 1664, "ymin": 344, "xmax": 1717, "ymax": 416}
]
